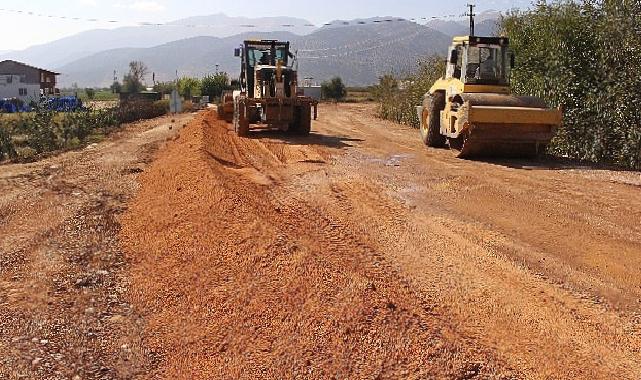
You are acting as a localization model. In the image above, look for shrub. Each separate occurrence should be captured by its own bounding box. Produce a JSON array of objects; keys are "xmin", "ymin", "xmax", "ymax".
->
[
  {"xmin": 116, "ymin": 100, "xmax": 168, "ymax": 124},
  {"xmin": 502, "ymin": 1, "xmax": 641, "ymax": 169},
  {"xmin": 321, "ymin": 77, "xmax": 347, "ymax": 101},
  {"xmin": 20, "ymin": 110, "xmax": 60, "ymax": 153},
  {"xmin": 0, "ymin": 108, "xmax": 109, "ymax": 161},
  {"xmin": 374, "ymin": 56, "xmax": 445, "ymax": 127},
  {"xmin": 201, "ymin": 73, "xmax": 231, "ymax": 100},
  {"xmin": 182, "ymin": 100, "xmax": 194, "ymax": 113},
  {"xmin": 0, "ymin": 126, "xmax": 16, "ymax": 160},
  {"xmin": 0, "ymin": 98, "xmax": 166, "ymax": 162}
]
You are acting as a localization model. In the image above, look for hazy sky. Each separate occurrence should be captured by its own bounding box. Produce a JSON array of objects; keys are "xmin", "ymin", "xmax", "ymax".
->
[{"xmin": 0, "ymin": 0, "xmax": 534, "ymax": 50}]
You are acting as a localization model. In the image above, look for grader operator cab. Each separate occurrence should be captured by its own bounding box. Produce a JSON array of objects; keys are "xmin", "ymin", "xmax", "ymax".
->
[
  {"xmin": 417, "ymin": 35, "xmax": 563, "ymax": 157},
  {"xmin": 228, "ymin": 40, "xmax": 318, "ymax": 137}
]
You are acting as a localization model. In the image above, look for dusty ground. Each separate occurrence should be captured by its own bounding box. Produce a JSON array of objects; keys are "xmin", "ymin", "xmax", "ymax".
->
[
  {"xmin": 0, "ymin": 114, "xmax": 191, "ymax": 379},
  {"xmin": 1, "ymin": 103, "xmax": 640, "ymax": 379}
]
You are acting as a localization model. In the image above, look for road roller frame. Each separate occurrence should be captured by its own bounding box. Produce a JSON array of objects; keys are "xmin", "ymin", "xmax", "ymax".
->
[{"xmin": 417, "ymin": 35, "xmax": 563, "ymax": 158}]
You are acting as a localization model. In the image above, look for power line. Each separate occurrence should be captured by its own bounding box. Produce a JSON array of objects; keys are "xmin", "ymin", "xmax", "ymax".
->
[
  {"xmin": 298, "ymin": 27, "xmax": 418, "ymax": 53},
  {"xmin": 0, "ymin": 7, "xmax": 470, "ymax": 29},
  {"xmin": 298, "ymin": 31, "xmax": 424, "ymax": 59}
]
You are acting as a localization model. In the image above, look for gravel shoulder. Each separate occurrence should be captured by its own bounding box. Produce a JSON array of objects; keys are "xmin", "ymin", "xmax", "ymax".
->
[{"xmin": 0, "ymin": 114, "xmax": 192, "ymax": 379}]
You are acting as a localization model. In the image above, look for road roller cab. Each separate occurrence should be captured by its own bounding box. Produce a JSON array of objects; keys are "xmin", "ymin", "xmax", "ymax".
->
[{"xmin": 417, "ymin": 35, "xmax": 563, "ymax": 158}]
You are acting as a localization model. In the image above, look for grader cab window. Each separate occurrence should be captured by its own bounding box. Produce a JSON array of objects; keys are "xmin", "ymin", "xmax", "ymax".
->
[
  {"xmin": 247, "ymin": 49, "xmax": 266, "ymax": 67},
  {"xmin": 465, "ymin": 45, "xmax": 511, "ymax": 85},
  {"xmin": 247, "ymin": 46, "xmax": 290, "ymax": 67}
]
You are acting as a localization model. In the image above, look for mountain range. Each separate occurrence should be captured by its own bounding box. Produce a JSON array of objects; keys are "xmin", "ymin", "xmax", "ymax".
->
[
  {"xmin": 0, "ymin": 14, "xmax": 315, "ymax": 69},
  {"xmin": 1, "ymin": 13, "xmax": 500, "ymax": 87}
]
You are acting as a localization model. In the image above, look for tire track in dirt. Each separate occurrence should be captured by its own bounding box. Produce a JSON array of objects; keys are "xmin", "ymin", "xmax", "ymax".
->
[
  {"xmin": 121, "ymin": 104, "xmax": 640, "ymax": 379},
  {"xmin": 120, "ymin": 110, "xmax": 514, "ymax": 379},
  {"xmin": 300, "ymin": 104, "xmax": 641, "ymax": 379}
]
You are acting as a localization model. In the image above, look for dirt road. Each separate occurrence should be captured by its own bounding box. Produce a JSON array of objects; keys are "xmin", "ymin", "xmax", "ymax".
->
[
  {"xmin": 0, "ymin": 115, "xmax": 190, "ymax": 379},
  {"xmin": 2, "ymin": 103, "xmax": 640, "ymax": 379},
  {"xmin": 120, "ymin": 104, "xmax": 640, "ymax": 379}
]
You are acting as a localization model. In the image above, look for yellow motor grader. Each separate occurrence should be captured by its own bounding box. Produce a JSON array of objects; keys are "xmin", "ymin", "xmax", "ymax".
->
[
  {"xmin": 417, "ymin": 35, "xmax": 562, "ymax": 157},
  {"xmin": 229, "ymin": 40, "xmax": 318, "ymax": 137}
]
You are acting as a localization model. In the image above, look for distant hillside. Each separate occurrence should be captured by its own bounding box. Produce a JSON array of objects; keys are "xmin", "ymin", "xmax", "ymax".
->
[
  {"xmin": 58, "ymin": 21, "xmax": 452, "ymax": 87},
  {"xmin": 0, "ymin": 14, "xmax": 316, "ymax": 69},
  {"xmin": 292, "ymin": 21, "xmax": 452, "ymax": 86},
  {"xmin": 57, "ymin": 32, "xmax": 297, "ymax": 87}
]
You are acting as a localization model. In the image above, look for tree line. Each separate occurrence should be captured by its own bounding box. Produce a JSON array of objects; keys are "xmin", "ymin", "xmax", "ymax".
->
[
  {"xmin": 110, "ymin": 61, "xmax": 234, "ymax": 100},
  {"xmin": 503, "ymin": 0, "xmax": 641, "ymax": 169}
]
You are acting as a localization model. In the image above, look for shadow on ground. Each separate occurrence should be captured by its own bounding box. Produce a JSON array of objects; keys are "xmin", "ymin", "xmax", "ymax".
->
[
  {"xmin": 247, "ymin": 130, "xmax": 364, "ymax": 149},
  {"xmin": 478, "ymin": 156, "xmax": 640, "ymax": 172}
]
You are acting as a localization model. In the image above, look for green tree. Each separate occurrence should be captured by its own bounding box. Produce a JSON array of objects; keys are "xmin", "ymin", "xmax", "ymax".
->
[
  {"xmin": 201, "ymin": 73, "xmax": 230, "ymax": 100},
  {"xmin": 501, "ymin": 0, "xmax": 641, "ymax": 168},
  {"xmin": 111, "ymin": 81, "xmax": 122, "ymax": 94},
  {"xmin": 122, "ymin": 61, "xmax": 149, "ymax": 93},
  {"xmin": 321, "ymin": 77, "xmax": 347, "ymax": 101},
  {"xmin": 177, "ymin": 77, "xmax": 201, "ymax": 99},
  {"xmin": 153, "ymin": 81, "xmax": 176, "ymax": 95}
]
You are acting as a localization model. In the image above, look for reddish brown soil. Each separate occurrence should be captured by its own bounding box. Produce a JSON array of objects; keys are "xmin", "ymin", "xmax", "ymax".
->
[
  {"xmin": 0, "ymin": 115, "xmax": 192, "ymax": 379},
  {"xmin": 120, "ymin": 105, "xmax": 641, "ymax": 379},
  {"xmin": 2, "ymin": 103, "xmax": 640, "ymax": 379}
]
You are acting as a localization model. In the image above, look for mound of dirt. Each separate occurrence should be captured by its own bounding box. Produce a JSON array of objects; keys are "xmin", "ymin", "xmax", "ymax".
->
[{"xmin": 119, "ymin": 111, "xmax": 509, "ymax": 379}]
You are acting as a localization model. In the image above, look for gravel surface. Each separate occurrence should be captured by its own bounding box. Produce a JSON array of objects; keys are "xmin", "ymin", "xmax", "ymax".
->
[
  {"xmin": 0, "ymin": 114, "xmax": 192, "ymax": 379},
  {"xmin": 121, "ymin": 105, "xmax": 640, "ymax": 378},
  {"xmin": 2, "ymin": 104, "xmax": 640, "ymax": 379}
]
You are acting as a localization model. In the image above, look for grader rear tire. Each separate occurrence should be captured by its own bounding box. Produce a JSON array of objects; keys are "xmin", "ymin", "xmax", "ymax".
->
[
  {"xmin": 420, "ymin": 92, "xmax": 447, "ymax": 148},
  {"xmin": 234, "ymin": 99, "xmax": 250, "ymax": 137},
  {"xmin": 289, "ymin": 105, "xmax": 311, "ymax": 136}
]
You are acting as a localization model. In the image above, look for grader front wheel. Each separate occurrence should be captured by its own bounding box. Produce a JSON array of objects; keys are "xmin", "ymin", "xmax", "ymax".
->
[{"xmin": 289, "ymin": 105, "xmax": 311, "ymax": 135}]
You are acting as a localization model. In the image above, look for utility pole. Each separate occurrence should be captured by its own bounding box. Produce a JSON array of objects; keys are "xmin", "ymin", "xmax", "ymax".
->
[
  {"xmin": 215, "ymin": 64, "xmax": 219, "ymax": 75},
  {"xmin": 467, "ymin": 4, "xmax": 476, "ymax": 36}
]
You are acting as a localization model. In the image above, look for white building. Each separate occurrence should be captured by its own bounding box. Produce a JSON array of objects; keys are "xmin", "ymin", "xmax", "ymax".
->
[
  {"xmin": 0, "ymin": 60, "xmax": 60, "ymax": 102},
  {"xmin": 300, "ymin": 85, "xmax": 322, "ymax": 100},
  {"xmin": 0, "ymin": 74, "xmax": 41, "ymax": 102}
]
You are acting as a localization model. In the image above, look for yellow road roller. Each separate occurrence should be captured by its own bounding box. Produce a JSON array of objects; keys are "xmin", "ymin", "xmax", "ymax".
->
[{"xmin": 417, "ymin": 35, "xmax": 563, "ymax": 158}]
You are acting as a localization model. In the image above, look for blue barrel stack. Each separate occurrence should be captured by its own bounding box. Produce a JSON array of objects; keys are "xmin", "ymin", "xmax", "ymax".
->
[{"xmin": 0, "ymin": 96, "xmax": 84, "ymax": 113}]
